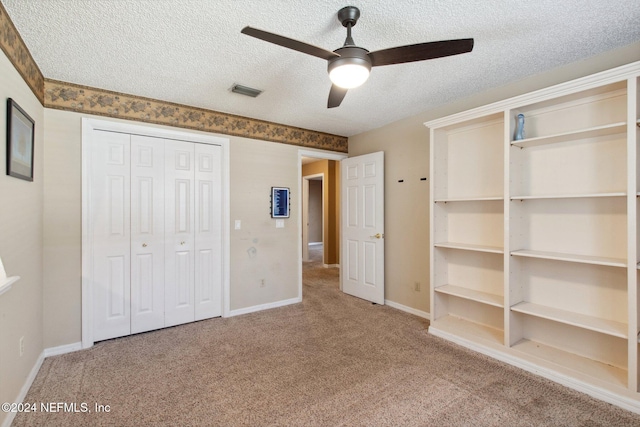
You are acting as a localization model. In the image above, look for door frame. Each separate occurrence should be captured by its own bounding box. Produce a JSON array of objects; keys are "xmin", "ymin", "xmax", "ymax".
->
[
  {"xmin": 81, "ymin": 118, "xmax": 230, "ymax": 349},
  {"xmin": 297, "ymin": 150, "xmax": 347, "ymax": 299},
  {"xmin": 302, "ymin": 172, "xmax": 324, "ymax": 263}
]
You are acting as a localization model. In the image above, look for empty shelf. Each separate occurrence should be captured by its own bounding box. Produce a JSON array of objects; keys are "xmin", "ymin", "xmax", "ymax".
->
[
  {"xmin": 510, "ymin": 250, "xmax": 626, "ymax": 268},
  {"xmin": 435, "ymin": 284, "xmax": 503, "ymax": 307},
  {"xmin": 511, "ymin": 192, "xmax": 625, "ymax": 200},
  {"xmin": 511, "ymin": 301, "xmax": 627, "ymax": 338},
  {"xmin": 435, "ymin": 242, "xmax": 503, "ymax": 254}
]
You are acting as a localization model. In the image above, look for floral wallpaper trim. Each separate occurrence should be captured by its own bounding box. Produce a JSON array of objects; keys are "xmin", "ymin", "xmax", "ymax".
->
[
  {"xmin": 0, "ymin": 2, "xmax": 44, "ymax": 103},
  {"xmin": 43, "ymin": 80, "xmax": 348, "ymax": 152}
]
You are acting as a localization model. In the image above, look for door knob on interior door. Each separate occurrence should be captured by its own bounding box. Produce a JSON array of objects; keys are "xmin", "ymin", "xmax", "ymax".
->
[
  {"xmin": 180, "ymin": 241, "xmax": 186, "ymax": 245},
  {"xmin": 370, "ymin": 233, "xmax": 384, "ymax": 239},
  {"xmin": 142, "ymin": 243, "xmax": 147, "ymax": 247}
]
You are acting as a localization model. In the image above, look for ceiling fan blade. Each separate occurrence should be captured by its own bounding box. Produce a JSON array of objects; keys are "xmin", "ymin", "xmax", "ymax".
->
[
  {"xmin": 368, "ymin": 38, "xmax": 474, "ymax": 67},
  {"xmin": 328, "ymin": 85, "xmax": 348, "ymax": 108},
  {"xmin": 241, "ymin": 26, "xmax": 340, "ymax": 61}
]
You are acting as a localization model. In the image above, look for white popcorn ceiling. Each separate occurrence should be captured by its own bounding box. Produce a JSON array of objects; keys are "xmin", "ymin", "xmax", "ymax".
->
[{"xmin": 2, "ymin": 0, "xmax": 639, "ymax": 137}]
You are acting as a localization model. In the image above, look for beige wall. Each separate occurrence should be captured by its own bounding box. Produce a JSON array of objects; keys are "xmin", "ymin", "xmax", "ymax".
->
[
  {"xmin": 302, "ymin": 160, "xmax": 340, "ymax": 264},
  {"xmin": 42, "ymin": 109, "xmax": 309, "ymax": 346},
  {"xmin": 308, "ymin": 180, "xmax": 322, "ymax": 243},
  {"xmin": 0, "ymin": 51, "xmax": 44, "ymax": 426},
  {"xmin": 348, "ymin": 40, "xmax": 640, "ymax": 315}
]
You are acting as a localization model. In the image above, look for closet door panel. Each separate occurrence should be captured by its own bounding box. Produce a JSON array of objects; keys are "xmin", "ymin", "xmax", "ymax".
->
[
  {"xmin": 91, "ymin": 131, "xmax": 131, "ymax": 341},
  {"xmin": 165, "ymin": 140, "xmax": 196, "ymax": 327},
  {"xmin": 194, "ymin": 144, "xmax": 223, "ymax": 320},
  {"xmin": 131, "ymin": 135, "xmax": 165, "ymax": 334}
]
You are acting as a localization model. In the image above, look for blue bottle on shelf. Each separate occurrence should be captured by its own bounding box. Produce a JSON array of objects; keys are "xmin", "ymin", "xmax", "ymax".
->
[{"xmin": 515, "ymin": 113, "xmax": 525, "ymax": 140}]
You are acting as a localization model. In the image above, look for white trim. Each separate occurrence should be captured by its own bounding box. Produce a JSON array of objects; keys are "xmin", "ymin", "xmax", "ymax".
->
[
  {"xmin": 424, "ymin": 61, "xmax": 640, "ymax": 129},
  {"xmin": 1, "ymin": 352, "xmax": 45, "ymax": 427},
  {"xmin": 43, "ymin": 342, "xmax": 83, "ymax": 358},
  {"xmin": 385, "ymin": 300, "xmax": 431, "ymax": 320},
  {"xmin": 323, "ymin": 264, "xmax": 340, "ymax": 269},
  {"xmin": 297, "ymin": 149, "xmax": 348, "ymax": 301},
  {"xmin": 429, "ymin": 327, "xmax": 640, "ymax": 415},
  {"xmin": 81, "ymin": 117, "xmax": 231, "ymax": 348},
  {"xmin": 227, "ymin": 297, "xmax": 301, "ymax": 317},
  {"xmin": 308, "ymin": 242, "xmax": 323, "ymax": 246}
]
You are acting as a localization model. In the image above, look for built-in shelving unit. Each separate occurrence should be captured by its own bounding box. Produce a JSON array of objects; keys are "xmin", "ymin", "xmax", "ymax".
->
[{"xmin": 427, "ymin": 61, "xmax": 640, "ymax": 412}]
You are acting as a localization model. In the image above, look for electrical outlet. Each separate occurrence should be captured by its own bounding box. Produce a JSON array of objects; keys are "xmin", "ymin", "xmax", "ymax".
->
[
  {"xmin": 19, "ymin": 336, "xmax": 24, "ymax": 357},
  {"xmin": 414, "ymin": 282, "xmax": 421, "ymax": 292},
  {"xmin": 260, "ymin": 279, "xmax": 265, "ymax": 288}
]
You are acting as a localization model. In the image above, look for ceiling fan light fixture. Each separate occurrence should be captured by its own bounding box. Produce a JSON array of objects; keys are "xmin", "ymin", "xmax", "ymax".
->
[
  {"xmin": 328, "ymin": 48, "xmax": 372, "ymax": 89},
  {"xmin": 329, "ymin": 63, "xmax": 370, "ymax": 89}
]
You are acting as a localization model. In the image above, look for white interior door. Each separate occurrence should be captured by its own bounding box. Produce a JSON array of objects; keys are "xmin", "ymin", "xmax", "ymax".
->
[
  {"xmin": 194, "ymin": 143, "xmax": 223, "ymax": 320},
  {"xmin": 92, "ymin": 131, "xmax": 131, "ymax": 341},
  {"xmin": 164, "ymin": 140, "xmax": 196, "ymax": 327},
  {"xmin": 130, "ymin": 135, "xmax": 165, "ymax": 334},
  {"xmin": 341, "ymin": 152, "xmax": 385, "ymax": 304}
]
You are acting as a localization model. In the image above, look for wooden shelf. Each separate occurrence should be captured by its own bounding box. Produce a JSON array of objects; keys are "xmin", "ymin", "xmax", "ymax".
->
[
  {"xmin": 511, "ymin": 339, "xmax": 627, "ymax": 388},
  {"xmin": 435, "ymin": 196, "xmax": 503, "ymax": 203},
  {"xmin": 429, "ymin": 315, "xmax": 504, "ymax": 346},
  {"xmin": 511, "ymin": 301, "xmax": 627, "ymax": 338},
  {"xmin": 511, "ymin": 122, "xmax": 626, "ymax": 148},
  {"xmin": 510, "ymin": 249, "xmax": 626, "ymax": 268},
  {"xmin": 511, "ymin": 192, "xmax": 626, "ymax": 201},
  {"xmin": 435, "ymin": 284, "xmax": 503, "ymax": 308},
  {"xmin": 434, "ymin": 242, "xmax": 504, "ymax": 254}
]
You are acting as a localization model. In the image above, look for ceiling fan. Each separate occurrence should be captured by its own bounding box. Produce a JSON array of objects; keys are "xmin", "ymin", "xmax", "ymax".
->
[{"xmin": 241, "ymin": 6, "xmax": 474, "ymax": 108}]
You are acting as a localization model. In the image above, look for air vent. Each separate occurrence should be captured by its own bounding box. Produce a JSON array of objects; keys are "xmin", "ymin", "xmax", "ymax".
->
[{"xmin": 230, "ymin": 84, "xmax": 263, "ymax": 98}]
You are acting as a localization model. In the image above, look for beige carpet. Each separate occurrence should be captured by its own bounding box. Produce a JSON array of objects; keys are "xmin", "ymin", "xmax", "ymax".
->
[{"xmin": 12, "ymin": 246, "xmax": 640, "ymax": 426}]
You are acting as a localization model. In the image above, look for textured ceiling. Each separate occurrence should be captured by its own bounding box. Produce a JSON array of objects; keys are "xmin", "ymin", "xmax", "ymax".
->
[{"xmin": 2, "ymin": 0, "xmax": 639, "ymax": 137}]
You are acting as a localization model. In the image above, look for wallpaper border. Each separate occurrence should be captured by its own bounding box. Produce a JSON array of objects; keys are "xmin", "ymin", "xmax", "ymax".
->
[
  {"xmin": 0, "ymin": 2, "xmax": 44, "ymax": 103},
  {"xmin": 44, "ymin": 79, "xmax": 348, "ymax": 152}
]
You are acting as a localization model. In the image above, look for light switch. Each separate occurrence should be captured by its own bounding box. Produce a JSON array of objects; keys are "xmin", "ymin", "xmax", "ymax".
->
[
  {"xmin": 234, "ymin": 220, "xmax": 241, "ymax": 230},
  {"xmin": 276, "ymin": 219, "xmax": 284, "ymax": 229}
]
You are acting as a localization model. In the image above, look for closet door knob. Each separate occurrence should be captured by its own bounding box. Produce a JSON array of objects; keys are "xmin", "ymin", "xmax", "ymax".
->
[
  {"xmin": 180, "ymin": 241, "xmax": 186, "ymax": 245},
  {"xmin": 142, "ymin": 243, "xmax": 147, "ymax": 247}
]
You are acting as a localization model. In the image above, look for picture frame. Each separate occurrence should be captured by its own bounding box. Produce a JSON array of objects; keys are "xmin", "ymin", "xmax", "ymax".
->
[
  {"xmin": 271, "ymin": 187, "xmax": 290, "ymax": 218},
  {"xmin": 6, "ymin": 98, "xmax": 35, "ymax": 182}
]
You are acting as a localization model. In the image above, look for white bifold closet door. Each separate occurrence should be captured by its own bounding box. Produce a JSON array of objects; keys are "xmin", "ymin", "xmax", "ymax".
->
[
  {"xmin": 130, "ymin": 135, "xmax": 165, "ymax": 334},
  {"xmin": 92, "ymin": 132, "xmax": 222, "ymax": 342},
  {"xmin": 92, "ymin": 131, "xmax": 132, "ymax": 341},
  {"xmin": 164, "ymin": 141, "xmax": 223, "ymax": 326}
]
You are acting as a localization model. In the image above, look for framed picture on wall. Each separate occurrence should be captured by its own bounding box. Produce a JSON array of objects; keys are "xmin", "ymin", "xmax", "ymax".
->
[
  {"xmin": 6, "ymin": 98, "xmax": 35, "ymax": 182},
  {"xmin": 271, "ymin": 187, "xmax": 290, "ymax": 218}
]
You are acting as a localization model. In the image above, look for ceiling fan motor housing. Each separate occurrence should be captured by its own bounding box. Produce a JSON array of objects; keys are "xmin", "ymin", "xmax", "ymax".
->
[{"xmin": 338, "ymin": 6, "xmax": 360, "ymax": 27}]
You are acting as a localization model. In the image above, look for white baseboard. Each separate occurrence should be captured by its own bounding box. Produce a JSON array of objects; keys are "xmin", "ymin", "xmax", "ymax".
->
[
  {"xmin": 308, "ymin": 242, "xmax": 322, "ymax": 246},
  {"xmin": 323, "ymin": 264, "xmax": 340, "ymax": 268},
  {"xmin": 228, "ymin": 297, "xmax": 302, "ymax": 317},
  {"xmin": 44, "ymin": 341, "xmax": 83, "ymax": 358},
  {"xmin": 429, "ymin": 327, "xmax": 640, "ymax": 415},
  {"xmin": 385, "ymin": 300, "xmax": 431, "ymax": 320},
  {"xmin": 2, "ymin": 351, "xmax": 45, "ymax": 427}
]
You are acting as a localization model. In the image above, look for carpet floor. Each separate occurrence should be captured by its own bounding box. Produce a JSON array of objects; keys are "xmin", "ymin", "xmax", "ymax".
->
[{"xmin": 12, "ymin": 246, "xmax": 640, "ymax": 426}]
